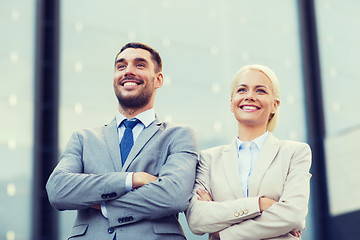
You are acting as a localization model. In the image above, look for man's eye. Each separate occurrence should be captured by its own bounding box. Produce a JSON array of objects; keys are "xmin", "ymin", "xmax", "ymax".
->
[
  {"xmin": 117, "ymin": 65, "xmax": 125, "ymax": 69},
  {"xmin": 137, "ymin": 63, "xmax": 145, "ymax": 67}
]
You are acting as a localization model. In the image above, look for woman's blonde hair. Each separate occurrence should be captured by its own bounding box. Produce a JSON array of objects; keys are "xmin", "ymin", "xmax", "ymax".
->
[{"xmin": 230, "ymin": 64, "xmax": 281, "ymax": 132}]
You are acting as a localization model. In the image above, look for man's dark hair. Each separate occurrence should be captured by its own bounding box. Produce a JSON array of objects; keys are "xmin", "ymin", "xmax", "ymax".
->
[{"xmin": 115, "ymin": 42, "xmax": 162, "ymax": 72}]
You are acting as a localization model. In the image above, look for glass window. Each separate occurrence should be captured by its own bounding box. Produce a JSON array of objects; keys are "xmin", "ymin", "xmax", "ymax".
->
[
  {"xmin": 0, "ymin": 1, "xmax": 35, "ymax": 239},
  {"xmin": 316, "ymin": 0, "xmax": 360, "ymax": 217}
]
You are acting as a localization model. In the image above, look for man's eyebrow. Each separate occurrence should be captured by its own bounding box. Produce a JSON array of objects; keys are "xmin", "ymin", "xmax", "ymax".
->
[
  {"xmin": 134, "ymin": 57, "xmax": 148, "ymax": 63},
  {"xmin": 115, "ymin": 57, "xmax": 148, "ymax": 64},
  {"xmin": 115, "ymin": 58, "xmax": 125, "ymax": 64}
]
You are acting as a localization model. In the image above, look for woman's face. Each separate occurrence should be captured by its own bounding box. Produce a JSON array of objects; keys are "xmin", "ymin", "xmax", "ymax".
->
[{"xmin": 230, "ymin": 69, "xmax": 279, "ymax": 129}]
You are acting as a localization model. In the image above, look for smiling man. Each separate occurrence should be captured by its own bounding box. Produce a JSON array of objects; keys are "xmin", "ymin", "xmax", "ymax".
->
[
  {"xmin": 46, "ymin": 42, "xmax": 198, "ymax": 240},
  {"xmin": 113, "ymin": 45, "xmax": 162, "ymax": 114}
]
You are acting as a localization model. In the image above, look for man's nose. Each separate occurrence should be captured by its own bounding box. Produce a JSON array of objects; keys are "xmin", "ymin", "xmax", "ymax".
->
[{"xmin": 124, "ymin": 64, "xmax": 136, "ymax": 76}]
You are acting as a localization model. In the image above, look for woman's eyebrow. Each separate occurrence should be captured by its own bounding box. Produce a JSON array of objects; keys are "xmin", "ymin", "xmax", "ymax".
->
[{"xmin": 255, "ymin": 84, "xmax": 268, "ymax": 89}]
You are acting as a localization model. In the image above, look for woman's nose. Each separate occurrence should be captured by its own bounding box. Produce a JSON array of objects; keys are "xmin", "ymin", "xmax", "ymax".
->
[{"xmin": 244, "ymin": 90, "xmax": 256, "ymax": 101}]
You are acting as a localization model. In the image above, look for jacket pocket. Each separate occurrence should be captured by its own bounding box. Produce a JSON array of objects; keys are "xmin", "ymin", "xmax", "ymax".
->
[{"xmin": 68, "ymin": 224, "xmax": 88, "ymax": 239}]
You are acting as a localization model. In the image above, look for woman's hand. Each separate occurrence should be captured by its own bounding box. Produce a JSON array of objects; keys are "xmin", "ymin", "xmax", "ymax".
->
[
  {"xmin": 259, "ymin": 197, "xmax": 277, "ymax": 212},
  {"xmin": 197, "ymin": 189, "xmax": 213, "ymax": 201},
  {"xmin": 290, "ymin": 227, "xmax": 305, "ymax": 238},
  {"xmin": 290, "ymin": 230, "xmax": 302, "ymax": 237}
]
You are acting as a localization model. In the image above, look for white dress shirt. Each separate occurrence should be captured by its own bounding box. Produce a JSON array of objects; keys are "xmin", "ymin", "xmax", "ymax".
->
[{"xmin": 236, "ymin": 131, "xmax": 269, "ymax": 197}]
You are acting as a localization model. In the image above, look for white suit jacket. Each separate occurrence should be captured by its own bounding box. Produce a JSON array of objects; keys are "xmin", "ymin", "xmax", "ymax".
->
[
  {"xmin": 46, "ymin": 118, "xmax": 198, "ymax": 240},
  {"xmin": 186, "ymin": 133, "xmax": 311, "ymax": 240}
]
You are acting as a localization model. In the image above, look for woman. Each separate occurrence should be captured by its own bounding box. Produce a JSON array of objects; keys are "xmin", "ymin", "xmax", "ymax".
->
[{"xmin": 186, "ymin": 64, "xmax": 311, "ymax": 239}]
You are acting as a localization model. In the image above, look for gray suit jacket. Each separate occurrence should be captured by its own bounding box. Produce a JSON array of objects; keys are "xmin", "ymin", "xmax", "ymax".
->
[
  {"xmin": 186, "ymin": 133, "xmax": 311, "ymax": 240},
  {"xmin": 46, "ymin": 118, "xmax": 198, "ymax": 240}
]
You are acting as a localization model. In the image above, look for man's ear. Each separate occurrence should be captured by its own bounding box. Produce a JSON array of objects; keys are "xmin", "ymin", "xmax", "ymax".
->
[{"xmin": 154, "ymin": 72, "xmax": 164, "ymax": 89}]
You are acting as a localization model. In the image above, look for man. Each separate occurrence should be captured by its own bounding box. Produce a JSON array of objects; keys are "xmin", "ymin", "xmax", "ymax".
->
[{"xmin": 46, "ymin": 42, "xmax": 198, "ymax": 240}]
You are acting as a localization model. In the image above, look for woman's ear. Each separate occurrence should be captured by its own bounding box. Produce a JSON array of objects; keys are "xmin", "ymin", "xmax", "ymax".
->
[
  {"xmin": 271, "ymin": 99, "xmax": 280, "ymax": 114},
  {"xmin": 230, "ymin": 98, "xmax": 235, "ymax": 113}
]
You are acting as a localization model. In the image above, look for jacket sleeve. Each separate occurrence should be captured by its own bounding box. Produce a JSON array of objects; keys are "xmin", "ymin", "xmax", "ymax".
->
[
  {"xmin": 186, "ymin": 149, "xmax": 261, "ymax": 235},
  {"xmin": 219, "ymin": 143, "xmax": 312, "ymax": 240},
  {"xmin": 105, "ymin": 126, "xmax": 198, "ymax": 227},
  {"xmin": 46, "ymin": 131, "xmax": 129, "ymax": 210}
]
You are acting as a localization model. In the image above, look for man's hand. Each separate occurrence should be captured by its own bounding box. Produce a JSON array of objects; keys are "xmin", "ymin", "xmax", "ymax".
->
[
  {"xmin": 259, "ymin": 197, "xmax": 277, "ymax": 212},
  {"xmin": 91, "ymin": 172, "xmax": 157, "ymax": 209},
  {"xmin": 132, "ymin": 172, "xmax": 158, "ymax": 189},
  {"xmin": 91, "ymin": 204, "xmax": 101, "ymax": 210}
]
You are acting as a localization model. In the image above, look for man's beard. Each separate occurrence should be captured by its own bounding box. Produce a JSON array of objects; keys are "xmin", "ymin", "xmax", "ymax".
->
[{"xmin": 114, "ymin": 84, "xmax": 153, "ymax": 109}]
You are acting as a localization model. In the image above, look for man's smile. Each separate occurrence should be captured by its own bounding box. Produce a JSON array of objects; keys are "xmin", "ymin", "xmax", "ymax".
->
[{"xmin": 123, "ymin": 82, "xmax": 138, "ymax": 87}]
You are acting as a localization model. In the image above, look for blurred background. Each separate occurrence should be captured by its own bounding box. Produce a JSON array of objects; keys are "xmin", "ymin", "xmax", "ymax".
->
[{"xmin": 1, "ymin": 0, "xmax": 359, "ymax": 239}]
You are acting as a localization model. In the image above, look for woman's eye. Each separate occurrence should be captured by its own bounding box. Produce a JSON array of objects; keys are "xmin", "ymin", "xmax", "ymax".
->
[
  {"xmin": 238, "ymin": 88, "xmax": 246, "ymax": 93},
  {"xmin": 257, "ymin": 89, "xmax": 267, "ymax": 94}
]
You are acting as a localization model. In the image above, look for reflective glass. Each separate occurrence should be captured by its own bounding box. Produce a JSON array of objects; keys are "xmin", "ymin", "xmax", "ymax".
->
[
  {"xmin": 316, "ymin": 0, "xmax": 360, "ymax": 217},
  {"xmin": 0, "ymin": 0, "xmax": 35, "ymax": 239}
]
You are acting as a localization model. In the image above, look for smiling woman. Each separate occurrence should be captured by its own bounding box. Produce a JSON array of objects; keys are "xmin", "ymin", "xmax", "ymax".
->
[
  {"xmin": 230, "ymin": 65, "xmax": 280, "ymax": 140},
  {"xmin": 186, "ymin": 64, "xmax": 312, "ymax": 240}
]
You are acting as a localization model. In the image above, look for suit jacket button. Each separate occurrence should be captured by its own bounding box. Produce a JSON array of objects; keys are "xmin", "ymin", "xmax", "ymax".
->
[
  {"xmin": 118, "ymin": 218, "xmax": 123, "ymax": 223},
  {"xmin": 108, "ymin": 227, "xmax": 114, "ymax": 234},
  {"xmin": 101, "ymin": 194, "xmax": 107, "ymax": 199},
  {"xmin": 244, "ymin": 209, "xmax": 249, "ymax": 214},
  {"xmin": 234, "ymin": 212, "xmax": 240, "ymax": 217},
  {"xmin": 238, "ymin": 210, "xmax": 244, "ymax": 216}
]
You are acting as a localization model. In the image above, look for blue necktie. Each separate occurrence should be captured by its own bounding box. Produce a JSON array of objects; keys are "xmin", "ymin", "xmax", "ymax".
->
[{"xmin": 120, "ymin": 119, "xmax": 139, "ymax": 166}]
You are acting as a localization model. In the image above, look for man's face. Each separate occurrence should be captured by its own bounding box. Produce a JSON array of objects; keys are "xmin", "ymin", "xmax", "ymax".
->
[{"xmin": 113, "ymin": 48, "xmax": 163, "ymax": 110}]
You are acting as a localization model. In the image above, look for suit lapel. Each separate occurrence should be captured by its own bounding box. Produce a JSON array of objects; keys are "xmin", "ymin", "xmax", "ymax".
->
[
  {"xmin": 248, "ymin": 133, "xmax": 279, "ymax": 196},
  {"xmin": 103, "ymin": 119, "xmax": 122, "ymax": 172},
  {"xmin": 222, "ymin": 139, "xmax": 244, "ymax": 198},
  {"xmin": 122, "ymin": 118, "xmax": 162, "ymax": 171}
]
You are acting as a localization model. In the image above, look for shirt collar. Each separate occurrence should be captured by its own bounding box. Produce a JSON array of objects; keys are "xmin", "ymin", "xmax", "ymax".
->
[
  {"xmin": 116, "ymin": 108, "xmax": 156, "ymax": 128},
  {"xmin": 236, "ymin": 131, "xmax": 269, "ymax": 151}
]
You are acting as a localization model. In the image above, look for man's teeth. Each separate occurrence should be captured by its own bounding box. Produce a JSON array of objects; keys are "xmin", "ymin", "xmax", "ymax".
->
[
  {"xmin": 124, "ymin": 82, "xmax": 137, "ymax": 86},
  {"xmin": 242, "ymin": 106, "xmax": 257, "ymax": 110}
]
